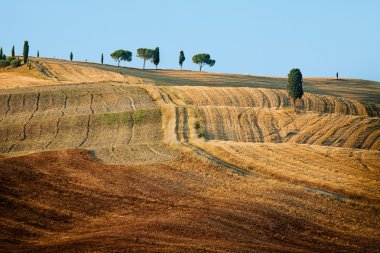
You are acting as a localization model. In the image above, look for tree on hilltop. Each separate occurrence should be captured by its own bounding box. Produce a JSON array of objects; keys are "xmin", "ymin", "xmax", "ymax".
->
[
  {"xmin": 11, "ymin": 46, "xmax": 15, "ymax": 57},
  {"xmin": 152, "ymin": 47, "xmax": 160, "ymax": 69},
  {"xmin": 137, "ymin": 48, "xmax": 154, "ymax": 69},
  {"xmin": 179, "ymin": 51, "xmax": 185, "ymax": 70},
  {"xmin": 23, "ymin": 41, "xmax": 29, "ymax": 64},
  {"xmin": 70, "ymin": 52, "xmax": 73, "ymax": 61},
  {"xmin": 37, "ymin": 50, "xmax": 39, "ymax": 58},
  {"xmin": 110, "ymin": 50, "xmax": 132, "ymax": 67},
  {"xmin": 287, "ymin": 68, "xmax": 304, "ymax": 111},
  {"xmin": 192, "ymin": 53, "xmax": 215, "ymax": 71},
  {"xmin": 336, "ymin": 72, "xmax": 339, "ymax": 80},
  {"xmin": 101, "ymin": 53, "xmax": 104, "ymax": 65}
]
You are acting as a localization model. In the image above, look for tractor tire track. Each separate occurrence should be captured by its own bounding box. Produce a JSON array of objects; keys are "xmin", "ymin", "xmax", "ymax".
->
[
  {"xmin": 182, "ymin": 107, "xmax": 189, "ymax": 142},
  {"xmin": 175, "ymin": 107, "xmax": 180, "ymax": 141},
  {"xmin": 184, "ymin": 143, "xmax": 252, "ymax": 176}
]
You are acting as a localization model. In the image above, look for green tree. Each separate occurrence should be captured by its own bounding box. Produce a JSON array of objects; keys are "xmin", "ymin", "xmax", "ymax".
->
[
  {"xmin": 287, "ymin": 68, "xmax": 304, "ymax": 110},
  {"xmin": 11, "ymin": 46, "xmax": 15, "ymax": 57},
  {"xmin": 70, "ymin": 52, "xmax": 73, "ymax": 61},
  {"xmin": 152, "ymin": 47, "xmax": 160, "ymax": 69},
  {"xmin": 110, "ymin": 49, "xmax": 132, "ymax": 67},
  {"xmin": 101, "ymin": 53, "xmax": 104, "ymax": 64},
  {"xmin": 137, "ymin": 48, "xmax": 154, "ymax": 69},
  {"xmin": 23, "ymin": 41, "xmax": 29, "ymax": 64},
  {"xmin": 179, "ymin": 51, "xmax": 185, "ymax": 70},
  {"xmin": 336, "ymin": 72, "xmax": 339, "ymax": 80},
  {"xmin": 0, "ymin": 47, "xmax": 3, "ymax": 60},
  {"xmin": 192, "ymin": 53, "xmax": 215, "ymax": 71},
  {"xmin": 37, "ymin": 50, "xmax": 39, "ymax": 58}
]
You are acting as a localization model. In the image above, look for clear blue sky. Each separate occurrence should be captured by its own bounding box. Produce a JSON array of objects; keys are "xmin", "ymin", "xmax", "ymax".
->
[{"xmin": 2, "ymin": 0, "xmax": 380, "ymax": 81}]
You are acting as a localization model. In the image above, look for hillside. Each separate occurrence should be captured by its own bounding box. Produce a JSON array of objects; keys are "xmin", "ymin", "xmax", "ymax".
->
[
  {"xmin": 0, "ymin": 58, "xmax": 379, "ymax": 252},
  {"xmin": 84, "ymin": 61, "xmax": 380, "ymax": 105}
]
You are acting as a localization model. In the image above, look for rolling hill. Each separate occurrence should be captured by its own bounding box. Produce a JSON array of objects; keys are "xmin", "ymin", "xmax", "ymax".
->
[{"xmin": 0, "ymin": 58, "xmax": 379, "ymax": 252}]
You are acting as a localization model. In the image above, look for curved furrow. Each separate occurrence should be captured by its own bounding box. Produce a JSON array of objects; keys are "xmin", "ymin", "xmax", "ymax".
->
[
  {"xmin": 45, "ymin": 91, "xmax": 68, "ymax": 149},
  {"xmin": 21, "ymin": 93, "xmax": 40, "ymax": 141},
  {"xmin": 0, "ymin": 94, "xmax": 12, "ymax": 123},
  {"xmin": 78, "ymin": 91, "xmax": 94, "ymax": 147}
]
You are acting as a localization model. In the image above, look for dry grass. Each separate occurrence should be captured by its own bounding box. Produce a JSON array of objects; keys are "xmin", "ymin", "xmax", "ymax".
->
[
  {"xmin": 0, "ymin": 58, "xmax": 131, "ymax": 89},
  {"xmin": 0, "ymin": 64, "xmax": 56, "ymax": 88},
  {"xmin": 86, "ymin": 60, "xmax": 380, "ymax": 104},
  {"xmin": 168, "ymin": 86, "xmax": 377, "ymax": 116},
  {"xmin": 192, "ymin": 106, "xmax": 379, "ymax": 150},
  {"xmin": 0, "ymin": 83, "xmax": 164, "ymax": 162},
  {"xmin": 191, "ymin": 140, "xmax": 380, "ymax": 200}
]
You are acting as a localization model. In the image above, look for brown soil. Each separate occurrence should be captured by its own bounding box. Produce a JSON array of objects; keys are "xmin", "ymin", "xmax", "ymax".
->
[{"xmin": 1, "ymin": 150, "xmax": 379, "ymax": 252}]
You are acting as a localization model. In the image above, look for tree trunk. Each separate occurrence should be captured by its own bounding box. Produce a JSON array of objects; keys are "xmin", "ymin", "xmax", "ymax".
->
[
  {"xmin": 181, "ymin": 64, "xmax": 182, "ymax": 70},
  {"xmin": 293, "ymin": 98, "xmax": 296, "ymax": 112},
  {"xmin": 143, "ymin": 59, "xmax": 146, "ymax": 69},
  {"xmin": 200, "ymin": 65, "xmax": 202, "ymax": 71},
  {"xmin": 118, "ymin": 60, "xmax": 120, "ymax": 67}
]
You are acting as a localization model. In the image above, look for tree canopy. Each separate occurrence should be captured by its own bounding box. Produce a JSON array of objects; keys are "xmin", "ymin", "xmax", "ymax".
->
[
  {"xmin": 287, "ymin": 68, "xmax": 304, "ymax": 109},
  {"xmin": 110, "ymin": 50, "xmax": 132, "ymax": 67},
  {"xmin": 137, "ymin": 48, "xmax": 154, "ymax": 69},
  {"xmin": 192, "ymin": 53, "xmax": 215, "ymax": 71},
  {"xmin": 152, "ymin": 47, "xmax": 160, "ymax": 69},
  {"xmin": 23, "ymin": 41, "xmax": 29, "ymax": 64},
  {"xmin": 179, "ymin": 51, "xmax": 185, "ymax": 70}
]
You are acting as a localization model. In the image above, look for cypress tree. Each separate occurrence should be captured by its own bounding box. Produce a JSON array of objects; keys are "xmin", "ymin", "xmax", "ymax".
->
[
  {"xmin": 152, "ymin": 47, "xmax": 160, "ymax": 69},
  {"xmin": 37, "ymin": 50, "xmax": 39, "ymax": 58},
  {"xmin": 336, "ymin": 72, "xmax": 339, "ymax": 80},
  {"xmin": 11, "ymin": 46, "xmax": 15, "ymax": 57},
  {"xmin": 23, "ymin": 41, "xmax": 29, "ymax": 64},
  {"xmin": 287, "ymin": 68, "xmax": 304, "ymax": 110},
  {"xmin": 70, "ymin": 52, "xmax": 73, "ymax": 61},
  {"xmin": 101, "ymin": 53, "xmax": 104, "ymax": 64},
  {"xmin": 0, "ymin": 48, "xmax": 3, "ymax": 59},
  {"xmin": 179, "ymin": 51, "xmax": 185, "ymax": 70}
]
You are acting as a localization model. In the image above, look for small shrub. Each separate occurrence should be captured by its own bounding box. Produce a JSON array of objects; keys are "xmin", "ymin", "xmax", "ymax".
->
[
  {"xmin": 0, "ymin": 60, "xmax": 10, "ymax": 68},
  {"xmin": 198, "ymin": 132, "xmax": 206, "ymax": 138},
  {"xmin": 6, "ymin": 56, "xmax": 15, "ymax": 62},
  {"xmin": 10, "ymin": 59, "xmax": 21, "ymax": 68},
  {"xmin": 194, "ymin": 121, "xmax": 201, "ymax": 130}
]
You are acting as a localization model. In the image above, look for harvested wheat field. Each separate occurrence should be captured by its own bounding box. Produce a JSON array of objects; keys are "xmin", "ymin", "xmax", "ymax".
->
[{"xmin": 1, "ymin": 58, "xmax": 380, "ymax": 252}]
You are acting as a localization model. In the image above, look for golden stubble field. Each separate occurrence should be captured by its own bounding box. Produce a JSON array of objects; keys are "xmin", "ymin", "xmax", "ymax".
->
[{"xmin": 0, "ymin": 58, "xmax": 379, "ymax": 252}]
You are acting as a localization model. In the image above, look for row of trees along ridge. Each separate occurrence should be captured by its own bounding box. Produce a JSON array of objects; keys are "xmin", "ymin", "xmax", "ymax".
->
[{"xmin": 109, "ymin": 49, "xmax": 214, "ymax": 71}]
